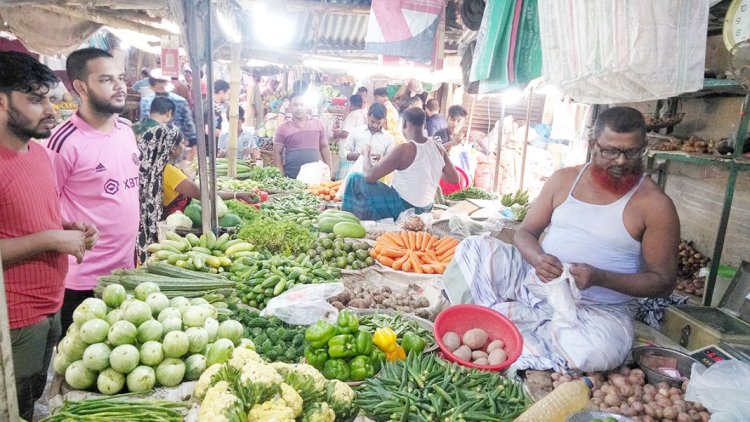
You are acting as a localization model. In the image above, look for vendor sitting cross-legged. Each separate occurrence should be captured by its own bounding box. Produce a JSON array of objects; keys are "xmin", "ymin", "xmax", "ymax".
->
[
  {"xmin": 443, "ymin": 107, "xmax": 680, "ymax": 372},
  {"xmin": 342, "ymin": 107, "xmax": 460, "ymax": 221}
]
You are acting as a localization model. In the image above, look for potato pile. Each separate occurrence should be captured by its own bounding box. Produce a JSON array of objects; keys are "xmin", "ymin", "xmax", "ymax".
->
[
  {"xmin": 333, "ymin": 280, "xmax": 431, "ymax": 319},
  {"xmin": 442, "ymin": 328, "xmax": 508, "ymax": 366},
  {"xmin": 678, "ymin": 240, "xmax": 709, "ymax": 279},
  {"xmin": 551, "ymin": 367, "xmax": 710, "ymax": 422}
]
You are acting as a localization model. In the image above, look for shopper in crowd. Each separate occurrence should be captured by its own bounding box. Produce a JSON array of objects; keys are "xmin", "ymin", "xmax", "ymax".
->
[
  {"xmin": 434, "ymin": 104, "xmax": 468, "ymax": 149},
  {"xmin": 171, "ymin": 75, "xmax": 191, "ymax": 106},
  {"xmin": 342, "ymin": 107, "xmax": 458, "ymax": 220},
  {"xmin": 45, "ymin": 48, "xmax": 140, "ymax": 335},
  {"xmin": 337, "ymin": 102, "xmax": 394, "ymax": 181},
  {"xmin": 204, "ymin": 79, "xmax": 230, "ymax": 139},
  {"xmin": 262, "ymin": 79, "xmax": 280, "ymax": 100},
  {"xmin": 356, "ymin": 86, "xmax": 368, "ymax": 107},
  {"xmin": 273, "ymin": 91, "xmax": 331, "ymax": 178},
  {"xmin": 425, "ymin": 99, "xmax": 448, "ymax": 136},
  {"xmin": 0, "ymin": 51, "xmax": 98, "ymax": 422},
  {"xmin": 374, "ymin": 87, "xmax": 405, "ymax": 145},
  {"xmin": 217, "ymin": 106, "xmax": 259, "ymax": 160},
  {"xmin": 131, "ymin": 67, "xmax": 150, "ymax": 94},
  {"xmin": 335, "ymin": 94, "xmax": 368, "ymax": 141},
  {"xmin": 137, "ymin": 123, "xmax": 257, "ymax": 262},
  {"xmin": 246, "ymin": 72, "xmax": 263, "ymax": 129},
  {"xmin": 181, "ymin": 67, "xmax": 196, "ymax": 108},
  {"xmin": 132, "ymin": 96, "xmax": 175, "ymax": 139},
  {"xmin": 139, "ymin": 68, "xmax": 197, "ymax": 148},
  {"xmin": 444, "ymin": 107, "xmax": 680, "ymax": 372}
]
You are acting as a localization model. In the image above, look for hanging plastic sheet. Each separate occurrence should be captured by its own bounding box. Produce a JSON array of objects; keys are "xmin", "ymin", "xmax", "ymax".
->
[
  {"xmin": 364, "ymin": 0, "xmax": 446, "ymax": 64},
  {"xmin": 513, "ymin": 0, "xmax": 542, "ymax": 85},
  {"xmin": 538, "ymin": 0, "xmax": 708, "ymax": 103}
]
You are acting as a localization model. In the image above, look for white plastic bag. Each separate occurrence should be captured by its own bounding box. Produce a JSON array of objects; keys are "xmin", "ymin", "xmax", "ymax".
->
[
  {"xmin": 261, "ymin": 283, "xmax": 344, "ymax": 325},
  {"xmin": 296, "ymin": 161, "xmax": 331, "ymax": 185},
  {"xmin": 685, "ymin": 360, "xmax": 750, "ymax": 422},
  {"xmin": 524, "ymin": 264, "xmax": 581, "ymax": 327}
]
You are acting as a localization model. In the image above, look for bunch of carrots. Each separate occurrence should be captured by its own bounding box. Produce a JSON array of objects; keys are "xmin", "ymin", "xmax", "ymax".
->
[
  {"xmin": 371, "ymin": 231, "xmax": 459, "ymax": 274},
  {"xmin": 308, "ymin": 180, "xmax": 342, "ymax": 201}
]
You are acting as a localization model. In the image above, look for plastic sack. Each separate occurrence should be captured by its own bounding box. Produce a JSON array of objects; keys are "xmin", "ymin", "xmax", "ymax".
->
[
  {"xmin": 396, "ymin": 208, "xmax": 433, "ymax": 230},
  {"xmin": 261, "ymin": 283, "xmax": 344, "ymax": 325},
  {"xmin": 524, "ymin": 264, "xmax": 581, "ymax": 327},
  {"xmin": 296, "ymin": 161, "xmax": 331, "ymax": 185},
  {"xmin": 685, "ymin": 360, "xmax": 750, "ymax": 422}
]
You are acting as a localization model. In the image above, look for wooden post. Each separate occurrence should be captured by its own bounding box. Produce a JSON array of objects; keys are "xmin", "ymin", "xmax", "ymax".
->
[
  {"xmin": 492, "ymin": 98, "xmax": 505, "ymax": 193},
  {"xmin": 0, "ymin": 258, "xmax": 19, "ymax": 421},
  {"xmin": 465, "ymin": 95, "xmax": 475, "ymax": 140},
  {"xmin": 518, "ymin": 87, "xmax": 533, "ymax": 191},
  {"xmin": 227, "ymin": 42, "xmax": 241, "ymax": 178}
]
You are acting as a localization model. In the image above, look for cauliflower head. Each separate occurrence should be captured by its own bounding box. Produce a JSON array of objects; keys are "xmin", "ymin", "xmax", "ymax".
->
[
  {"xmin": 289, "ymin": 363, "xmax": 327, "ymax": 394},
  {"xmin": 301, "ymin": 402, "xmax": 336, "ymax": 422},
  {"xmin": 246, "ymin": 397, "xmax": 296, "ymax": 422},
  {"xmin": 194, "ymin": 363, "xmax": 224, "ymax": 400},
  {"xmin": 279, "ymin": 382, "xmax": 303, "ymax": 417},
  {"xmin": 240, "ymin": 361, "xmax": 284, "ymax": 387},
  {"xmin": 197, "ymin": 381, "xmax": 243, "ymax": 422},
  {"xmin": 328, "ymin": 380, "xmax": 355, "ymax": 404},
  {"xmin": 229, "ymin": 347, "xmax": 263, "ymax": 369}
]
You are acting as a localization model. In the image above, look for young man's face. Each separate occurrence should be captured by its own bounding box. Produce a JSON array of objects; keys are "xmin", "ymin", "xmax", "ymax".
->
[
  {"xmin": 367, "ymin": 115, "xmax": 385, "ymax": 133},
  {"xmin": 448, "ymin": 115, "xmax": 465, "ymax": 134},
  {"xmin": 290, "ymin": 96, "xmax": 307, "ymax": 119},
  {"xmin": 0, "ymin": 87, "xmax": 56, "ymax": 140},
  {"xmin": 77, "ymin": 57, "xmax": 127, "ymax": 114},
  {"xmin": 215, "ymin": 90, "xmax": 229, "ymax": 104}
]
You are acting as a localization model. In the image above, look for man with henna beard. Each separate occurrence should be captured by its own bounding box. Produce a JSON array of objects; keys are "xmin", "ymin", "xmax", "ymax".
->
[{"xmin": 443, "ymin": 107, "xmax": 680, "ymax": 372}]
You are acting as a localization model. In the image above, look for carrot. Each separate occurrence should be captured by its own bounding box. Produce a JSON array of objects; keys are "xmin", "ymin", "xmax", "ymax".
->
[
  {"xmin": 439, "ymin": 252, "xmax": 454, "ymax": 264},
  {"xmin": 402, "ymin": 259, "xmax": 412, "ymax": 272},
  {"xmin": 392, "ymin": 254, "xmax": 409, "ymax": 271},
  {"xmin": 378, "ymin": 255, "xmax": 395, "ymax": 267},
  {"xmin": 431, "ymin": 236, "xmax": 450, "ymax": 249},
  {"xmin": 415, "ymin": 232, "xmax": 424, "ymax": 250},
  {"xmin": 421, "ymin": 232, "xmax": 432, "ymax": 251},
  {"xmin": 435, "ymin": 239, "xmax": 458, "ymax": 256},
  {"xmin": 432, "ymin": 263, "xmax": 446, "ymax": 274},
  {"xmin": 369, "ymin": 249, "xmax": 378, "ymax": 259},
  {"xmin": 425, "ymin": 234, "xmax": 438, "ymax": 251},
  {"xmin": 400, "ymin": 231, "xmax": 410, "ymax": 248},
  {"xmin": 374, "ymin": 245, "xmax": 383, "ymax": 254},
  {"xmin": 421, "ymin": 264, "xmax": 435, "ymax": 274},
  {"xmin": 380, "ymin": 247, "xmax": 405, "ymax": 259},
  {"xmin": 408, "ymin": 231, "xmax": 416, "ymax": 250},
  {"xmin": 408, "ymin": 251, "xmax": 423, "ymax": 274},
  {"xmin": 385, "ymin": 232, "xmax": 405, "ymax": 248}
]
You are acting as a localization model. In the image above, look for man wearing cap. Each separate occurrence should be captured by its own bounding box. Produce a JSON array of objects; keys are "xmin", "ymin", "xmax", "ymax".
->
[
  {"xmin": 131, "ymin": 67, "xmax": 151, "ymax": 95},
  {"xmin": 140, "ymin": 68, "xmax": 197, "ymax": 147}
]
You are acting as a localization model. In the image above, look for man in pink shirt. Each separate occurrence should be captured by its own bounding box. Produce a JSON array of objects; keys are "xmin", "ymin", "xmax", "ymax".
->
[{"xmin": 45, "ymin": 48, "xmax": 140, "ymax": 333}]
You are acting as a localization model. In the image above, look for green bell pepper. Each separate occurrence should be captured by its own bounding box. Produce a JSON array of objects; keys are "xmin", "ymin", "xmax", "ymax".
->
[
  {"xmin": 327, "ymin": 334, "xmax": 356, "ymax": 358},
  {"xmin": 348, "ymin": 355, "xmax": 374, "ymax": 381},
  {"xmin": 304, "ymin": 345, "xmax": 329, "ymax": 370},
  {"xmin": 336, "ymin": 309, "xmax": 359, "ymax": 334},
  {"xmin": 370, "ymin": 349, "xmax": 385, "ymax": 373},
  {"xmin": 355, "ymin": 330, "xmax": 373, "ymax": 356},
  {"xmin": 402, "ymin": 332, "xmax": 426, "ymax": 355},
  {"xmin": 322, "ymin": 358, "xmax": 350, "ymax": 381},
  {"xmin": 305, "ymin": 320, "xmax": 337, "ymax": 349}
]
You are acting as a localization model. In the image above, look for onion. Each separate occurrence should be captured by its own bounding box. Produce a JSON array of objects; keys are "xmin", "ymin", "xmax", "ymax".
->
[
  {"xmin": 620, "ymin": 384, "xmax": 635, "ymax": 397},
  {"xmin": 604, "ymin": 392, "xmax": 621, "ymax": 407},
  {"xmin": 655, "ymin": 393, "xmax": 668, "ymax": 401},
  {"xmin": 643, "ymin": 384, "xmax": 657, "ymax": 395},
  {"xmin": 669, "ymin": 387, "xmax": 683, "ymax": 396},
  {"xmin": 643, "ymin": 404, "xmax": 656, "ymax": 417},
  {"xmin": 632, "ymin": 402, "xmax": 644, "ymax": 413},
  {"xmin": 643, "ymin": 393, "xmax": 655, "ymax": 403},
  {"xmin": 610, "ymin": 374, "xmax": 627, "ymax": 387},
  {"xmin": 657, "ymin": 381, "xmax": 670, "ymax": 392},
  {"xmin": 677, "ymin": 413, "xmax": 690, "ymax": 422},
  {"xmin": 631, "ymin": 368, "xmax": 645, "ymax": 379},
  {"xmin": 663, "ymin": 406, "xmax": 677, "ymax": 420}
]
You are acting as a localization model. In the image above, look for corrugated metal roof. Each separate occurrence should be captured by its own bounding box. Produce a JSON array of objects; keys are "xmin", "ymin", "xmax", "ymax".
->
[{"xmin": 293, "ymin": 12, "xmax": 368, "ymax": 51}]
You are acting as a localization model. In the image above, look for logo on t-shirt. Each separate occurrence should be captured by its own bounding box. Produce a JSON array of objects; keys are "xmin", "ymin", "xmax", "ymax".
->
[
  {"xmin": 104, "ymin": 178, "xmax": 120, "ymax": 195},
  {"xmin": 95, "ymin": 163, "xmax": 107, "ymax": 173}
]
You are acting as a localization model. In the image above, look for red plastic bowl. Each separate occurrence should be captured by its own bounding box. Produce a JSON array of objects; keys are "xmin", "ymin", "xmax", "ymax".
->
[
  {"xmin": 331, "ymin": 97, "xmax": 347, "ymax": 106},
  {"xmin": 439, "ymin": 166, "xmax": 469, "ymax": 195},
  {"xmin": 434, "ymin": 304, "xmax": 523, "ymax": 372}
]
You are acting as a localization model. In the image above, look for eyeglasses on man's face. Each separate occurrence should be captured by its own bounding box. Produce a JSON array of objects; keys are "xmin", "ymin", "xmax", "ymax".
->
[{"xmin": 595, "ymin": 140, "xmax": 645, "ymax": 160}]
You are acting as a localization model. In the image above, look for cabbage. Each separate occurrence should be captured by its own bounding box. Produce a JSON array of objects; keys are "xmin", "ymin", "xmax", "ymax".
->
[
  {"xmin": 137, "ymin": 320, "xmax": 164, "ymax": 343},
  {"xmin": 82, "ymin": 343, "xmax": 111, "ymax": 371},
  {"xmin": 239, "ymin": 338, "xmax": 256, "ymax": 351},
  {"xmin": 72, "ymin": 298, "xmax": 108, "ymax": 326},
  {"xmin": 184, "ymin": 354, "xmax": 207, "ymax": 381},
  {"xmin": 97, "ymin": 368, "xmax": 125, "ymax": 395},
  {"xmin": 109, "ymin": 344, "xmax": 140, "ymax": 374},
  {"xmin": 79, "ymin": 318, "xmax": 110, "ymax": 344},
  {"xmin": 106, "ymin": 309, "xmax": 124, "ymax": 325},
  {"xmin": 206, "ymin": 338, "xmax": 235, "ymax": 366},
  {"xmin": 65, "ymin": 360, "xmax": 97, "ymax": 390},
  {"xmin": 189, "ymin": 298, "xmax": 209, "ymax": 306},
  {"xmin": 127, "ymin": 365, "xmax": 156, "ymax": 393},
  {"xmin": 201, "ymin": 303, "xmax": 219, "ymax": 320},
  {"xmin": 217, "ymin": 320, "xmax": 244, "ymax": 346},
  {"xmin": 155, "ymin": 358, "xmax": 186, "ymax": 387},
  {"xmin": 139, "ymin": 341, "xmax": 165, "ymax": 366},
  {"xmin": 145, "ymin": 292, "xmax": 170, "ymax": 317},
  {"xmin": 162, "ymin": 331, "xmax": 190, "ymax": 358},
  {"xmin": 102, "ymin": 284, "xmax": 127, "ymax": 308},
  {"xmin": 59, "ymin": 333, "xmax": 88, "ymax": 361},
  {"xmin": 122, "ymin": 300, "xmax": 153, "ymax": 326},
  {"xmin": 134, "ymin": 282, "xmax": 160, "ymax": 301},
  {"xmin": 216, "ymin": 196, "xmax": 228, "ymax": 218},
  {"xmin": 165, "ymin": 211, "xmax": 192, "ymax": 229},
  {"xmin": 158, "ymin": 307, "xmax": 182, "ymax": 322},
  {"xmin": 203, "ymin": 318, "xmax": 219, "ymax": 343},
  {"xmin": 185, "ymin": 327, "xmax": 209, "ymax": 353},
  {"xmin": 53, "ymin": 352, "xmax": 74, "ymax": 375},
  {"xmin": 161, "ymin": 317, "xmax": 183, "ymax": 335},
  {"xmin": 170, "ymin": 296, "xmax": 191, "ymax": 313},
  {"xmin": 182, "ymin": 305, "xmax": 210, "ymax": 328},
  {"xmin": 108, "ymin": 320, "xmax": 137, "ymax": 346}
]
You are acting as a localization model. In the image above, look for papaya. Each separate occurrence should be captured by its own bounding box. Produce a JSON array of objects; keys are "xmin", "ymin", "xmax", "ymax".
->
[
  {"xmin": 218, "ymin": 213, "xmax": 242, "ymax": 228},
  {"xmin": 184, "ymin": 203, "xmax": 202, "ymax": 228},
  {"xmin": 333, "ymin": 221, "xmax": 366, "ymax": 238}
]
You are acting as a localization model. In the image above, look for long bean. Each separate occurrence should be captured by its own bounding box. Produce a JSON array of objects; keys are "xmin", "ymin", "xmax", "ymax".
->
[{"xmin": 40, "ymin": 397, "xmax": 188, "ymax": 422}]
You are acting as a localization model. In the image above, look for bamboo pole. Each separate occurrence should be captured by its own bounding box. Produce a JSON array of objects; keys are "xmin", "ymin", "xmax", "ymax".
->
[
  {"xmin": 227, "ymin": 42, "xmax": 241, "ymax": 178},
  {"xmin": 205, "ymin": 3, "xmax": 218, "ymax": 234},
  {"xmin": 518, "ymin": 87, "xmax": 533, "ymax": 191},
  {"xmin": 0, "ymin": 257, "xmax": 19, "ymax": 422},
  {"xmin": 492, "ymin": 98, "xmax": 505, "ymax": 193},
  {"xmin": 465, "ymin": 95, "xmax": 475, "ymax": 142}
]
